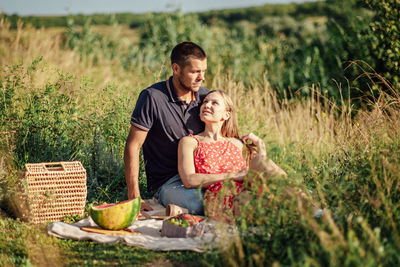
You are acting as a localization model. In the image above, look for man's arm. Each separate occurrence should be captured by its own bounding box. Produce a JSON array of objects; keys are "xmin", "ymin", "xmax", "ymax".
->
[{"xmin": 124, "ymin": 125, "xmax": 153, "ymax": 210}]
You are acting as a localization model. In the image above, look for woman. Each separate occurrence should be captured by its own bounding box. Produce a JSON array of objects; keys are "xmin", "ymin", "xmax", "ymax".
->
[{"xmin": 178, "ymin": 89, "xmax": 286, "ymax": 221}]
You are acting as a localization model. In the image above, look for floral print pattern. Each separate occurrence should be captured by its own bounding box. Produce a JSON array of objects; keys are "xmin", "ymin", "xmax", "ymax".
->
[{"xmin": 190, "ymin": 135, "xmax": 246, "ymax": 209}]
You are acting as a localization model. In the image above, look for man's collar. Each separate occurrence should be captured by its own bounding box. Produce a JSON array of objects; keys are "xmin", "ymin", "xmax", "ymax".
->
[
  {"xmin": 166, "ymin": 76, "xmax": 200, "ymax": 103},
  {"xmin": 166, "ymin": 77, "xmax": 179, "ymax": 103}
]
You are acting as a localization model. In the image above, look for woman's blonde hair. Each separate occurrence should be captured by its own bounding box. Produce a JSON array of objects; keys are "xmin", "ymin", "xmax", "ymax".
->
[{"xmin": 206, "ymin": 90, "xmax": 239, "ymax": 138}]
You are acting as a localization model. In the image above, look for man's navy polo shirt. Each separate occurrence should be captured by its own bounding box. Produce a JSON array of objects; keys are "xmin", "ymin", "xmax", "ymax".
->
[{"xmin": 130, "ymin": 76, "xmax": 209, "ymax": 192}]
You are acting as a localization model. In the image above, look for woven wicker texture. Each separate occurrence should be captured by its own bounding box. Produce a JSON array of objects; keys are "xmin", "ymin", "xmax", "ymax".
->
[{"xmin": 24, "ymin": 161, "xmax": 87, "ymax": 224}]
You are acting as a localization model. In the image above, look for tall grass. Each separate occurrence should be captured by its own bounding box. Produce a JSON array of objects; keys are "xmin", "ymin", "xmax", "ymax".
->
[
  {"xmin": 218, "ymin": 76, "xmax": 400, "ymax": 266},
  {"xmin": 1, "ymin": 15, "xmax": 399, "ymax": 266}
]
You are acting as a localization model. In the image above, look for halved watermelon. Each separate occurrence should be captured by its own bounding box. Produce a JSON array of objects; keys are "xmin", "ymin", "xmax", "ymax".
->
[{"xmin": 89, "ymin": 197, "xmax": 141, "ymax": 230}]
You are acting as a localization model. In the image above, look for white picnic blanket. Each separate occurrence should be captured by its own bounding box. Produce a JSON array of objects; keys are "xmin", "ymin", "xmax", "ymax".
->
[{"xmin": 47, "ymin": 198, "xmax": 227, "ymax": 252}]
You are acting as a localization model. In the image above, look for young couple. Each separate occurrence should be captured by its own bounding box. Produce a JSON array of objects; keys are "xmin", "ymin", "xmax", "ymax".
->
[{"xmin": 124, "ymin": 41, "xmax": 286, "ymax": 219}]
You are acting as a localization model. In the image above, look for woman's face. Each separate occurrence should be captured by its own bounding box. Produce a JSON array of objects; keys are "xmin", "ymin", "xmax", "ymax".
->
[{"xmin": 200, "ymin": 92, "xmax": 230, "ymax": 123}]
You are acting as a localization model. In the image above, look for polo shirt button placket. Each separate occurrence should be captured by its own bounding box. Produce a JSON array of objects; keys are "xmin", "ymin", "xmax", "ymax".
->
[{"xmin": 182, "ymin": 101, "xmax": 191, "ymax": 114}]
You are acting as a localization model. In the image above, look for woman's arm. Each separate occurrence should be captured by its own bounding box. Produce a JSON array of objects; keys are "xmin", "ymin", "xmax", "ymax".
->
[{"xmin": 178, "ymin": 136, "xmax": 248, "ymax": 189}]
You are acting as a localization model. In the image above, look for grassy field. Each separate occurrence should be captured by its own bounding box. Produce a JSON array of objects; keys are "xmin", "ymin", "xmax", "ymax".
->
[{"xmin": 0, "ymin": 8, "xmax": 399, "ymax": 266}]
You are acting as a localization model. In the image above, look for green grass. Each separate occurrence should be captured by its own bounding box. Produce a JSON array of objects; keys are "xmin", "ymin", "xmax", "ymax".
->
[
  {"xmin": 0, "ymin": 211, "xmax": 218, "ymax": 266},
  {"xmin": 59, "ymin": 241, "xmax": 215, "ymax": 266}
]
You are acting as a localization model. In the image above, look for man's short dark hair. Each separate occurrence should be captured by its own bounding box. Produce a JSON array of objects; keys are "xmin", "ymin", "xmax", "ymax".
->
[{"xmin": 170, "ymin": 42, "xmax": 206, "ymax": 67}]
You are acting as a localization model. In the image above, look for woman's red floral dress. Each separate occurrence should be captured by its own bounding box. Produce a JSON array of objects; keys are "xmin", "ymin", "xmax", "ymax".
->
[{"xmin": 190, "ymin": 135, "xmax": 246, "ymax": 214}]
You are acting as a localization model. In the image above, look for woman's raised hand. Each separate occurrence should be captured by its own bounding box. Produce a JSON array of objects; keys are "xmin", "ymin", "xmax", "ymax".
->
[
  {"xmin": 241, "ymin": 133, "xmax": 267, "ymax": 158},
  {"xmin": 242, "ymin": 133, "xmax": 287, "ymax": 178},
  {"xmin": 241, "ymin": 133, "xmax": 269, "ymax": 173}
]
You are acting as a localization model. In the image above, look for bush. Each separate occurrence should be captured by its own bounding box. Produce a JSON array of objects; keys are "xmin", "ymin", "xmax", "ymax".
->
[
  {"xmin": 325, "ymin": 0, "xmax": 399, "ymax": 103},
  {"xmin": 0, "ymin": 59, "xmax": 82, "ymax": 168},
  {"xmin": 365, "ymin": 0, "xmax": 400, "ymax": 89}
]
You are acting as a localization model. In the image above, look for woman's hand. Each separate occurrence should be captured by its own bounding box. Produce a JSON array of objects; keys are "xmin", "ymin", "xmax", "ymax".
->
[
  {"xmin": 241, "ymin": 133, "xmax": 287, "ymax": 179},
  {"xmin": 232, "ymin": 167, "xmax": 249, "ymax": 183},
  {"xmin": 249, "ymin": 154, "xmax": 268, "ymax": 173},
  {"xmin": 241, "ymin": 133, "xmax": 268, "ymax": 174},
  {"xmin": 241, "ymin": 132, "xmax": 267, "ymax": 159}
]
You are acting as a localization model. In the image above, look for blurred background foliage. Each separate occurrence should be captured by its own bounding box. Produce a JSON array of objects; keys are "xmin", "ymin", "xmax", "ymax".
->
[{"xmin": 4, "ymin": 0, "xmax": 397, "ymax": 101}]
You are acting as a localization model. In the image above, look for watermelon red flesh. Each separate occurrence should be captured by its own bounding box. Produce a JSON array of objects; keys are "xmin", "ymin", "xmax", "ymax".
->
[
  {"xmin": 95, "ymin": 203, "xmax": 114, "ymax": 209},
  {"xmin": 95, "ymin": 200, "xmax": 132, "ymax": 209},
  {"xmin": 89, "ymin": 197, "xmax": 141, "ymax": 230}
]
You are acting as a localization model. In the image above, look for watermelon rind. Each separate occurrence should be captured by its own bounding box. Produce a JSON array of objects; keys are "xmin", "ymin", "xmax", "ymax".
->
[{"xmin": 89, "ymin": 197, "xmax": 141, "ymax": 230}]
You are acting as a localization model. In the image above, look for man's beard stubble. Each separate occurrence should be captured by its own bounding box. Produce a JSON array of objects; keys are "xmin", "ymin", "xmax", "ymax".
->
[{"xmin": 178, "ymin": 75, "xmax": 196, "ymax": 93}]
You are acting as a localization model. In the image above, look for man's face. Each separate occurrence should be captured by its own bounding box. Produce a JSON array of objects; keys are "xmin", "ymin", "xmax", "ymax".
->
[{"xmin": 173, "ymin": 57, "xmax": 207, "ymax": 93}]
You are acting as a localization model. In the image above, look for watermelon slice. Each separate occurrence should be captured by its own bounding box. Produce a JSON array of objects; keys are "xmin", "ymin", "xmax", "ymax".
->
[{"xmin": 89, "ymin": 197, "xmax": 141, "ymax": 230}]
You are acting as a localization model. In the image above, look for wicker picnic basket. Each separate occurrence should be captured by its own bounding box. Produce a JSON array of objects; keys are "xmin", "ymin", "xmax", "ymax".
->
[{"xmin": 14, "ymin": 161, "xmax": 87, "ymax": 224}]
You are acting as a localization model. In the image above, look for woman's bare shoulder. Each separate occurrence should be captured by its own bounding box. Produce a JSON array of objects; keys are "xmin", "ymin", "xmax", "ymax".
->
[
  {"xmin": 228, "ymin": 137, "xmax": 244, "ymax": 150},
  {"xmin": 179, "ymin": 135, "xmax": 199, "ymax": 147}
]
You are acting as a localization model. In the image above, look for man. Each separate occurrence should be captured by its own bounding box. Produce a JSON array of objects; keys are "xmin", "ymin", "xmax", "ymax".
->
[{"xmin": 124, "ymin": 42, "xmax": 209, "ymax": 214}]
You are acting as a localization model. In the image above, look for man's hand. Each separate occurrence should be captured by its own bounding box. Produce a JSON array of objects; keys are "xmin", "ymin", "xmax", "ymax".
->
[{"xmin": 141, "ymin": 199, "xmax": 153, "ymax": 211}]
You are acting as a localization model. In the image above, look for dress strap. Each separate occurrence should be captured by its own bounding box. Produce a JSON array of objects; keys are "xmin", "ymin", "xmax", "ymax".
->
[{"xmin": 188, "ymin": 134, "xmax": 200, "ymax": 145}]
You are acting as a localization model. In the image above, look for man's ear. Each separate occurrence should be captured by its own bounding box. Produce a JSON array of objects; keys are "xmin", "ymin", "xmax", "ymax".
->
[{"xmin": 172, "ymin": 63, "xmax": 180, "ymax": 75}]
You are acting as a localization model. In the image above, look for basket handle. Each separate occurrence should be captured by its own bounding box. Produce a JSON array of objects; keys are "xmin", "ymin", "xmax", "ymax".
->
[
  {"xmin": 42, "ymin": 162, "xmax": 66, "ymax": 172},
  {"xmin": 25, "ymin": 162, "xmax": 66, "ymax": 173}
]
